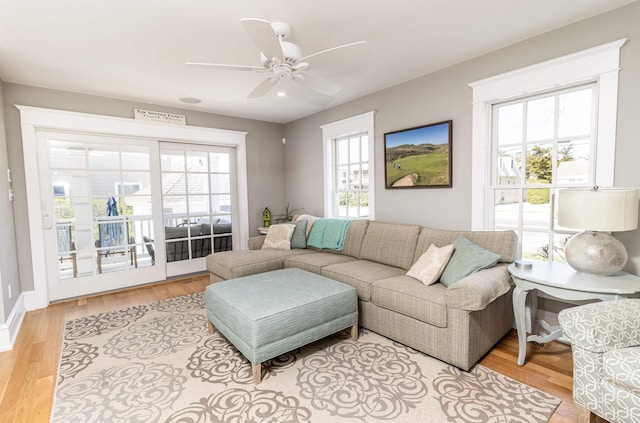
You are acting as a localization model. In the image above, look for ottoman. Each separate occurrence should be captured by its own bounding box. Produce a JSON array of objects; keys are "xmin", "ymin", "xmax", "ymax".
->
[{"xmin": 205, "ymin": 268, "xmax": 358, "ymax": 384}]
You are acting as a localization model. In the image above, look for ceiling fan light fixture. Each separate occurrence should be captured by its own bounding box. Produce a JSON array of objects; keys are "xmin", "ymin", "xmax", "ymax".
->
[{"xmin": 277, "ymin": 91, "xmax": 287, "ymax": 97}]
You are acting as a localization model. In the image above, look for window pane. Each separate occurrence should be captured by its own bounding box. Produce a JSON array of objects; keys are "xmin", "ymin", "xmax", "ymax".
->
[
  {"xmin": 525, "ymin": 144, "xmax": 553, "ymax": 183},
  {"xmin": 88, "ymin": 146, "xmax": 119, "ymax": 170},
  {"xmin": 49, "ymin": 141, "xmax": 86, "ymax": 168},
  {"xmin": 558, "ymin": 88, "xmax": 593, "ymax": 137},
  {"xmin": 521, "ymin": 231, "xmax": 550, "ymax": 261},
  {"xmin": 122, "ymin": 149, "xmax": 149, "ymax": 170},
  {"xmin": 161, "ymin": 151, "xmax": 184, "ymax": 171},
  {"xmin": 211, "ymin": 194, "xmax": 231, "ymax": 214},
  {"xmin": 162, "ymin": 173, "xmax": 185, "ymax": 195},
  {"xmin": 552, "ymin": 233, "xmax": 571, "ymax": 262},
  {"xmin": 361, "ymin": 163, "xmax": 369, "ymax": 188},
  {"xmin": 497, "ymin": 103, "xmax": 523, "ymax": 145},
  {"xmin": 121, "ymin": 172, "xmax": 147, "ymax": 195},
  {"xmin": 494, "ymin": 189, "xmax": 520, "ymax": 227},
  {"xmin": 337, "ymin": 165, "xmax": 348, "ymax": 190},
  {"xmin": 349, "ymin": 137, "xmax": 360, "ymax": 164},
  {"xmin": 185, "ymin": 151, "xmax": 208, "ymax": 172},
  {"xmin": 526, "ymin": 97, "xmax": 555, "ymax": 141},
  {"xmin": 361, "ymin": 136, "xmax": 369, "ymax": 159},
  {"xmin": 523, "ymin": 188, "xmax": 550, "ymax": 229},
  {"xmin": 210, "ymin": 174, "xmax": 230, "ymax": 194},
  {"xmin": 52, "ymin": 170, "xmax": 89, "ymax": 197},
  {"xmin": 337, "ymin": 139, "xmax": 349, "ymax": 165},
  {"xmin": 188, "ymin": 195, "xmax": 209, "ymax": 216},
  {"xmin": 358, "ymin": 192, "xmax": 370, "ymax": 217},
  {"xmin": 90, "ymin": 170, "xmax": 120, "ymax": 197},
  {"xmin": 557, "ymin": 139, "xmax": 590, "ymax": 185},
  {"xmin": 209, "ymin": 153, "xmax": 229, "ymax": 173},
  {"xmin": 496, "ymin": 146, "xmax": 522, "ymax": 186},
  {"xmin": 350, "ymin": 164, "xmax": 362, "ymax": 190},
  {"xmin": 187, "ymin": 173, "xmax": 209, "ymax": 194}
]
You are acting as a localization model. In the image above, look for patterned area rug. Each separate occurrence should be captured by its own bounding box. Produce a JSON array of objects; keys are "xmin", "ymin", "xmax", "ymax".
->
[{"xmin": 52, "ymin": 292, "xmax": 560, "ymax": 422}]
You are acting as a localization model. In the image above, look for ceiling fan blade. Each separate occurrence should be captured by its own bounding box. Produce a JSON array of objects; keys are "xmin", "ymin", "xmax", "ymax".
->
[
  {"xmin": 297, "ymin": 73, "xmax": 342, "ymax": 96},
  {"xmin": 186, "ymin": 62, "xmax": 263, "ymax": 72},
  {"xmin": 247, "ymin": 77, "xmax": 277, "ymax": 98},
  {"xmin": 298, "ymin": 41, "xmax": 369, "ymax": 69},
  {"xmin": 289, "ymin": 80, "xmax": 334, "ymax": 106},
  {"xmin": 240, "ymin": 18, "xmax": 284, "ymax": 62}
]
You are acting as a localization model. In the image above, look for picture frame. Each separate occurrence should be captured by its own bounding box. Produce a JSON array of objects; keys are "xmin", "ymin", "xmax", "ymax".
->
[{"xmin": 384, "ymin": 120, "xmax": 452, "ymax": 189}]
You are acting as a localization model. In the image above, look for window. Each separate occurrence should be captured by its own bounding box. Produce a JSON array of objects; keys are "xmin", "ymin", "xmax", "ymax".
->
[
  {"xmin": 321, "ymin": 111, "xmax": 375, "ymax": 219},
  {"xmin": 334, "ymin": 133, "xmax": 369, "ymax": 217},
  {"xmin": 469, "ymin": 39, "xmax": 626, "ymax": 261},
  {"xmin": 492, "ymin": 84, "xmax": 596, "ymax": 261}
]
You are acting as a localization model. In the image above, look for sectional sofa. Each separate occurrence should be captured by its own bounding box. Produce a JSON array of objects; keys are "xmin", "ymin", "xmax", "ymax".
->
[{"xmin": 205, "ymin": 218, "xmax": 518, "ymax": 370}]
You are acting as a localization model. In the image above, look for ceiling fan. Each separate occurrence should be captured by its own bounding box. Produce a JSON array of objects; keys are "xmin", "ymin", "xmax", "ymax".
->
[{"xmin": 187, "ymin": 18, "xmax": 369, "ymax": 103}]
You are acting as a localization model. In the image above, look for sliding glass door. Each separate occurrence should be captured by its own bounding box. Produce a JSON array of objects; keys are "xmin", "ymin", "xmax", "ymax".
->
[{"xmin": 38, "ymin": 134, "xmax": 237, "ymax": 300}]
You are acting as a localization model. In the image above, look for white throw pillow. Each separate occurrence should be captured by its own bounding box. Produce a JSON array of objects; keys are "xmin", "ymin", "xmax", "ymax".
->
[
  {"xmin": 406, "ymin": 243, "xmax": 455, "ymax": 285},
  {"xmin": 261, "ymin": 223, "xmax": 296, "ymax": 250}
]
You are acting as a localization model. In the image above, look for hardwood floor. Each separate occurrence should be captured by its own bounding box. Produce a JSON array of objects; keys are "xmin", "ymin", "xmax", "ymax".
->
[{"xmin": 0, "ymin": 275, "xmax": 604, "ymax": 423}]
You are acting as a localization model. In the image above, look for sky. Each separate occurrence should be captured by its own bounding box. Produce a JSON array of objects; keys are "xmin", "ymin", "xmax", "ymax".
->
[{"xmin": 385, "ymin": 121, "xmax": 450, "ymax": 148}]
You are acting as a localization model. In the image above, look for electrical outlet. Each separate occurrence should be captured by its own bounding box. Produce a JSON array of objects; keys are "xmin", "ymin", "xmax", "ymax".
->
[{"xmin": 7, "ymin": 285, "xmax": 12, "ymax": 300}]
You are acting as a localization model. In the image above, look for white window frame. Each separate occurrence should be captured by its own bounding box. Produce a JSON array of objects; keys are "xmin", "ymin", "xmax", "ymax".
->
[
  {"xmin": 321, "ymin": 111, "xmax": 376, "ymax": 219},
  {"xmin": 468, "ymin": 38, "xmax": 626, "ymax": 230}
]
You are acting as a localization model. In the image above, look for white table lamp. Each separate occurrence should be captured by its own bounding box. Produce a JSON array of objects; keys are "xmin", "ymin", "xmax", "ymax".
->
[
  {"xmin": 558, "ymin": 187, "xmax": 639, "ymax": 275},
  {"xmin": 558, "ymin": 187, "xmax": 638, "ymax": 276}
]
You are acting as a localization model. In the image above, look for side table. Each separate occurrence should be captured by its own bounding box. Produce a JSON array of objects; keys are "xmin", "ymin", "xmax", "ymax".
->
[{"xmin": 508, "ymin": 261, "xmax": 640, "ymax": 365}]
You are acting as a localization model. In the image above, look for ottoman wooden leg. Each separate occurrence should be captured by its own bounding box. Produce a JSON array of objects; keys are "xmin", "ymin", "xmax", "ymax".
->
[
  {"xmin": 207, "ymin": 321, "xmax": 216, "ymax": 335},
  {"xmin": 350, "ymin": 324, "xmax": 358, "ymax": 340},
  {"xmin": 252, "ymin": 363, "xmax": 262, "ymax": 384}
]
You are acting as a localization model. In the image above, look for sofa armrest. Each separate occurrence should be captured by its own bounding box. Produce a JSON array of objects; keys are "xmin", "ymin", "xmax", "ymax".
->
[
  {"xmin": 558, "ymin": 299, "xmax": 640, "ymax": 353},
  {"xmin": 248, "ymin": 235, "xmax": 266, "ymax": 250},
  {"xmin": 445, "ymin": 264, "xmax": 512, "ymax": 311}
]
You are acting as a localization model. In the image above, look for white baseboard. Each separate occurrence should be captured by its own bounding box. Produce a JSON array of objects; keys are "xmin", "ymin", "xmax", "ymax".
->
[{"xmin": 0, "ymin": 294, "xmax": 27, "ymax": 352}]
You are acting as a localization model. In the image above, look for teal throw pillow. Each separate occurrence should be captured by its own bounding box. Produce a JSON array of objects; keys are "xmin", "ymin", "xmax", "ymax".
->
[
  {"xmin": 439, "ymin": 236, "xmax": 501, "ymax": 287},
  {"xmin": 291, "ymin": 219, "xmax": 308, "ymax": 249}
]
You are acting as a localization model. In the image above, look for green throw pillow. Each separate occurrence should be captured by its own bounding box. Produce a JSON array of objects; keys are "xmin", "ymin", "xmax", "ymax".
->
[
  {"xmin": 291, "ymin": 219, "xmax": 308, "ymax": 249},
  {"xmin": 439, "ymin": 236, "xmax": 501, "ymax": 287}
]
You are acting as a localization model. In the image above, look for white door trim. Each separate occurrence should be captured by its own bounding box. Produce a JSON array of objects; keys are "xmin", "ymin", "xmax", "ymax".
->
[{"xmin": 17, "ymin": 105, "xmax": 248, "ymax": 309}]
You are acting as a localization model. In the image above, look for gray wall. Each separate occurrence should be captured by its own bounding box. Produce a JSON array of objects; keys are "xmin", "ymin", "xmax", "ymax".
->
[
  {"xmin": 0, "ymin": 83, "xmax": 21, "ymax": 323},
  {"xmin": 284, "ymin": 1, "xmax": 640, "ymax": 274},
  {"xmin": 0, "ymin": 83, "xmax": 286, "ymax": 313}
]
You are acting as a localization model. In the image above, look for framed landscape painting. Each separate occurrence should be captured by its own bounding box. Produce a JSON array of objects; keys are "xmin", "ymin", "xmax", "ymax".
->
[{"xmin": 384, "ymin": 120, "xmax": 452, "ymax": 189}]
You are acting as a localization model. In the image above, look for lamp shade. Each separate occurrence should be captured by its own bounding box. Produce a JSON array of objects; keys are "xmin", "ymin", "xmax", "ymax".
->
[{"xmin": 558, "ymin": 188, "xmax": 639, "ymax": 232}]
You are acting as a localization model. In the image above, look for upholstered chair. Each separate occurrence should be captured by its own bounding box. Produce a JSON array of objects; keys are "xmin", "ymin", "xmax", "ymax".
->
[{"xmin": 558, "ymin": 299, "xmax": 640, "ymax": 423}]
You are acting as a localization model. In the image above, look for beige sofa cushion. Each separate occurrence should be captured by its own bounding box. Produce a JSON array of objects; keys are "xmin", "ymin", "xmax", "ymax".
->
[
  {"xmin": 284, "ymin": 252, "xmax": 356, "ymax": 274},
  {"xmin": 206, "ymin": 249, "xmax": 313, "ymax": 280},
  {"xmin": 414, "ymin": 227, "xmax": 517, "ymax": 264},
  {"xmin": 341, "ymin": 220, "xmax": 369, "ymax": 258},
  {"xmin": 371, "ymin": 276, "xmax": 448, "ymax": 327},
  {"xmin": 445, "ymin": 264, "xmax": 512, "ymax": 311},
  {"xmin": 321, "ymin": 260, "xmax": 406, "ymax": 301},
  {"xmin": 359, "ymin": 221, "xmax": 421, "ymax": 270}
]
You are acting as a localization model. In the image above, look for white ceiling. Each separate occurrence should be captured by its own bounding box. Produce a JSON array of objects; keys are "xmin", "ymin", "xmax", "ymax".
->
[{"xmin": 0, "ymin": 0, "xmax": 635, "ymax": 124}]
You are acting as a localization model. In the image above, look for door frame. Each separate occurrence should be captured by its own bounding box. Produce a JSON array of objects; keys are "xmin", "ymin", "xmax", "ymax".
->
[{"xmin": 18, "ymin": 105, "xmax": 248, "ymax": 309}]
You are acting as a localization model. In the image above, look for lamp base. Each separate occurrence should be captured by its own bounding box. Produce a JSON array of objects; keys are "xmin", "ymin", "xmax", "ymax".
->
[{"xmin": 564, "ymin": 231, "xmax": 627, "ymax": 276}]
